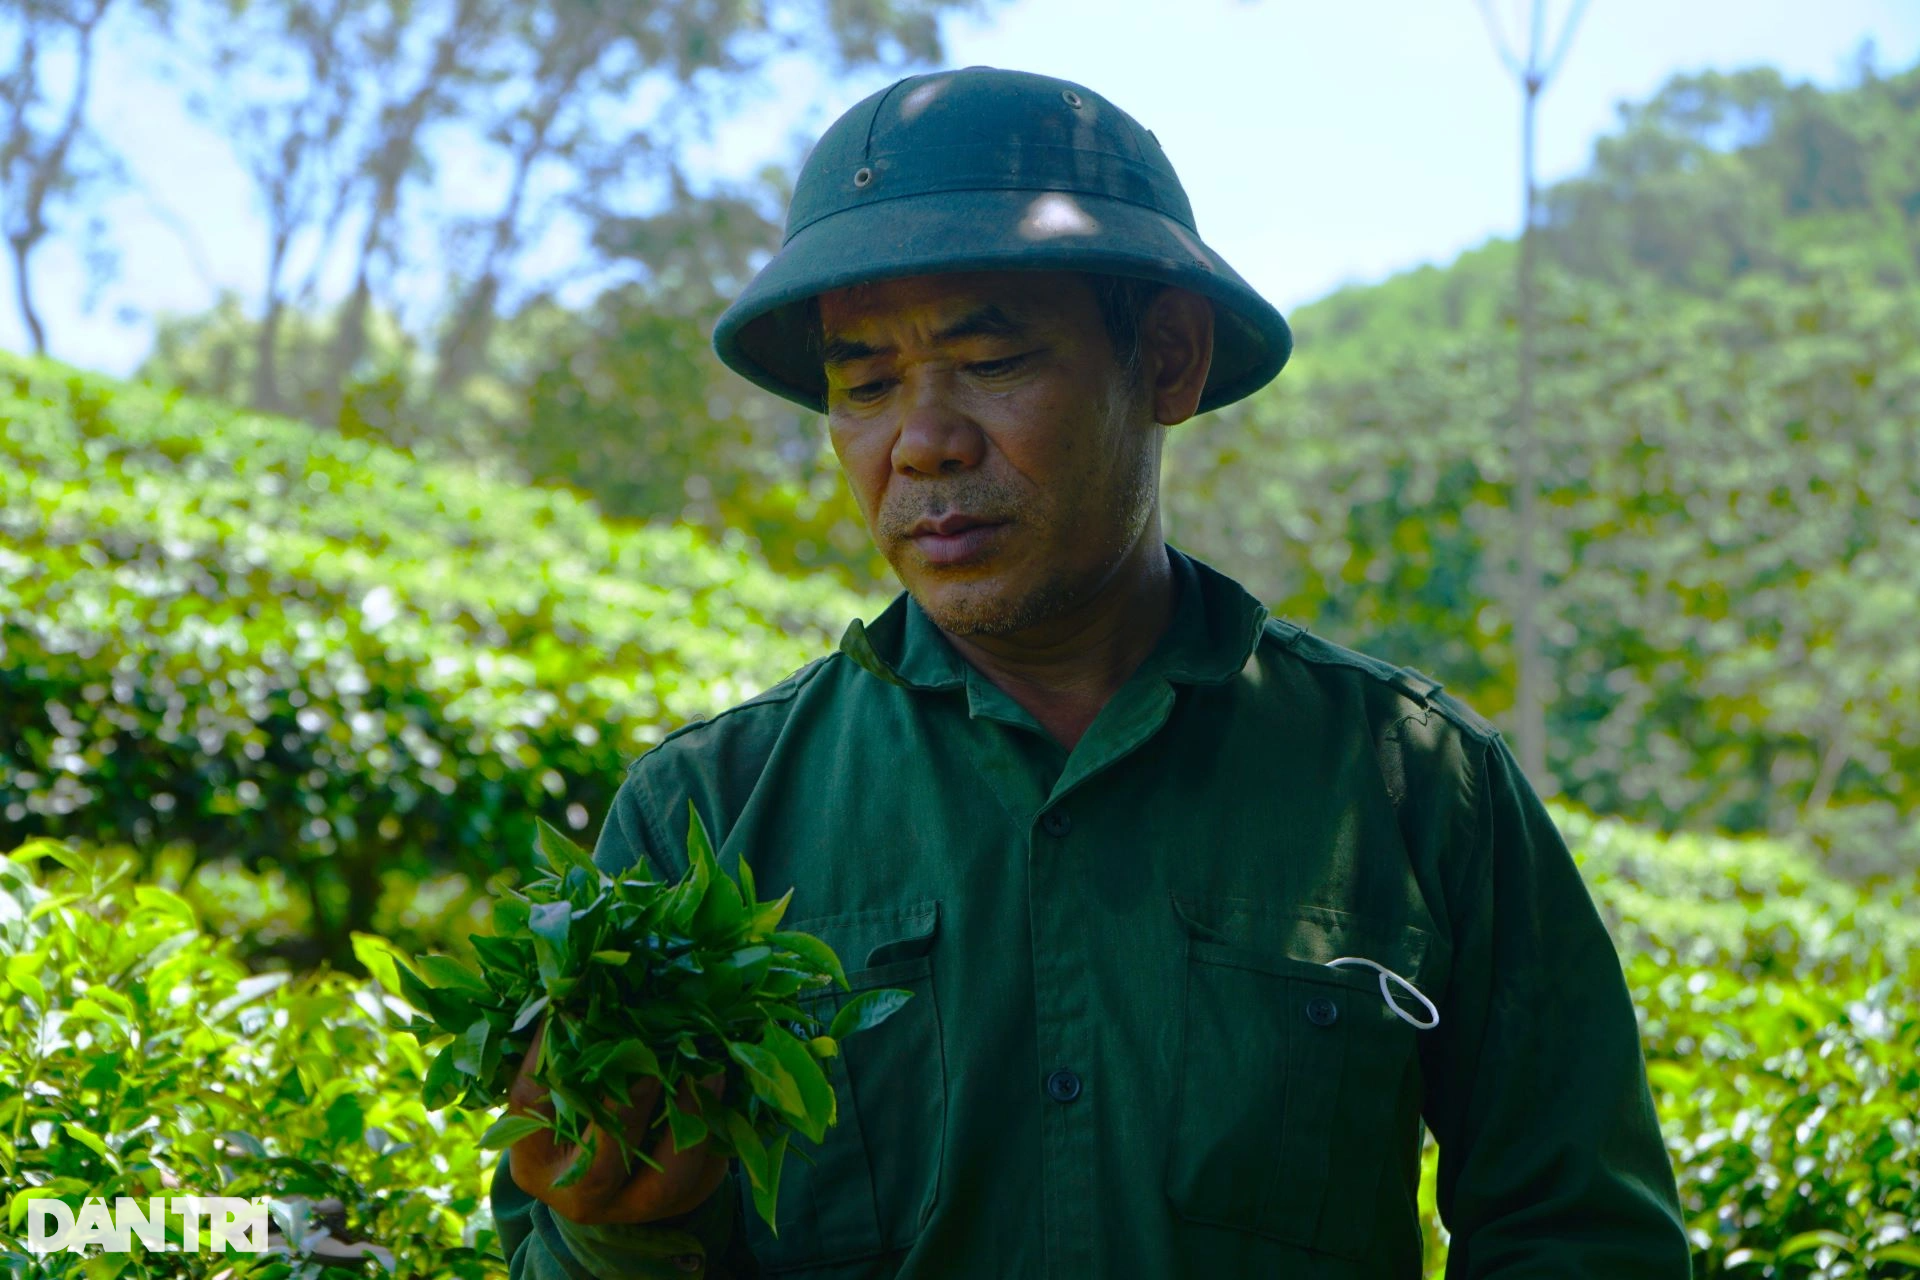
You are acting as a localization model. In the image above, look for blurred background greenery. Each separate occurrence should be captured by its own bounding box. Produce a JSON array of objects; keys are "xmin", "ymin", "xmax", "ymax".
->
[{"xmin": 3, "ymin": 0, "xmax": 1919, "ymax": 1275}]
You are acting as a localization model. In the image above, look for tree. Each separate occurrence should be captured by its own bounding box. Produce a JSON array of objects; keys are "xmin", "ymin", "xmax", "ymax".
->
[
  {"xmin": 0, "ymin": 0, "xmax": 129, "ymax": 355},
  {"xmin": 322, "ymin": 0, "xmax": 510, "ymax": 416},
  {"xmin": 429, "ymin": 0, "xmax": 968, "ymax": 399},
  {"xmin": 178, "ymin": 0, "xmax": 376, "ymax": 414},
  {"xmin": 1166, "ymin": 59, "xmax": 1920, "ymax": 878},
  {"xmin": 1476, "ymin": 0, "xmax": 1591, "ymax": 793}
]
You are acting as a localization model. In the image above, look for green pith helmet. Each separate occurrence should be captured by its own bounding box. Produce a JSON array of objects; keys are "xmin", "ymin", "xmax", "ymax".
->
[{"xmin": 711, "ymin": 66, "xmax": 1292, "ymax": 415}]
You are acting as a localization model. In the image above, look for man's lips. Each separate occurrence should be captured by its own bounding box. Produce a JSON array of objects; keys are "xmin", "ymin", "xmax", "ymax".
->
[
  {"xmin": 905, "ymin": 514, "xmax": 1008, "ymax": 566},
  {"xmin": 908, "ymin": 513, "xmax": 1005, "ymax": 538}
]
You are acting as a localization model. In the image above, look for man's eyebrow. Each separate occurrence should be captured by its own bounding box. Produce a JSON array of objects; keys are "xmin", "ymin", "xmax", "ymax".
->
[{"xmin": 821, "ymin": 304, "xmax": 1033, "ymax": 369}]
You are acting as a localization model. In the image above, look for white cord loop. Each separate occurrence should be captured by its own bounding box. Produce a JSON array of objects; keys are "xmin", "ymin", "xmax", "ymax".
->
[{"xmin": 1324, "ymin": 956, "xmax": 1440, "ymax": 1030}]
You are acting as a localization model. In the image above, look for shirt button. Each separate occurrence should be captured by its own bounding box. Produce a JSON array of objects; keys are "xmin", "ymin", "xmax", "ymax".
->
[
  {"xmin": 1306, "ymin": 996, "xmax": 1340, "ymax": 1027},
  {"xmin": 1040, "ymin": 808, "xmax": 1072, "ymax": 837},
  {"xmin": 1044, "ymin": 1067, "xmax": 1083, "ymax": 1103}
]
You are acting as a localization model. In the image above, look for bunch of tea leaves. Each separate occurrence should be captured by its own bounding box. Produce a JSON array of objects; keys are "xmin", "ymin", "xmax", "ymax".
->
[{"xmin": 352, "ymin": 803, "xmax": 910, "ymax": 1232}]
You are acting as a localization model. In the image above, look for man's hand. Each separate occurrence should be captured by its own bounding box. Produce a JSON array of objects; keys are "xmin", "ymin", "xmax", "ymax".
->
[{"xmin": 506, "ymin": 1019, "xmax": 731, "ymax": 1226}]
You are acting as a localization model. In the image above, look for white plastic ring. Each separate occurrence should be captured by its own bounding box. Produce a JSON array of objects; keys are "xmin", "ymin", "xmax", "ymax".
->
[{"xmin": 1325, "ymin": 956, "xmax": 1440, "ymax": 1030}]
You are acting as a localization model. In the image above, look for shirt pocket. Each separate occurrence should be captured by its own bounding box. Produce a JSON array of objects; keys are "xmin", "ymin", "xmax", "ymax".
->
[
  {"xmin": 742, "ymin": 900, "xmax": 946, "ymax": 1274},
  {"xmin": 1163, "ymin": 893, "xmax": 1433, "ymax": 1261}
]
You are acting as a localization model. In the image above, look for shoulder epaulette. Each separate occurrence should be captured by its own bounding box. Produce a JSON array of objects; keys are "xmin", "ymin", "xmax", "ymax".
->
[
  {"xmin": 1261, "ymin": 619, "xmax": 1501, "ymax": 744},
  {"xmin": 634, "ymin": 654, "xmax": 835, "ymax": 765}
]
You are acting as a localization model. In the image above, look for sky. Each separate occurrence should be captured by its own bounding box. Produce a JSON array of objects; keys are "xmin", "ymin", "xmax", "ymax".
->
[{"xmin": 7, "ymin": 0, "xmax": 1919, "ymax": 377}]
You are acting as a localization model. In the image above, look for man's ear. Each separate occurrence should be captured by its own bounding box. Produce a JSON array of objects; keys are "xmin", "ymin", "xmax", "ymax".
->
[{"xmin": 1142, "ymin": 287, "xmax": 1215, "ymax": 427}]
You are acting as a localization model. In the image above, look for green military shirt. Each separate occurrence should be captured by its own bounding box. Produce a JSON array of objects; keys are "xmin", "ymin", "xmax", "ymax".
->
[{"xmin": 492, "ymin": 546, "xmax": 1689, "ymax": 1278}]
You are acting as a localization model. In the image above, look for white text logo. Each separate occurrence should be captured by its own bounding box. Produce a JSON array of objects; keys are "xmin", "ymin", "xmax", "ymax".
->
[{"xmin": 25, "ymin": 1196, "xmax": 271, "ymax": 1254}]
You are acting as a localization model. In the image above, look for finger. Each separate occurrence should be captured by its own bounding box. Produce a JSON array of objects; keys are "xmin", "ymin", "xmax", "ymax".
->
[
  {"xmin": 599, "ymin": 1076, "xmax": 731, "ymax": 1224},
  {"xmin": 607, "ymin": 1074, "xmax": 666, "ymax": 1155},
  {"xmin": 507, "ymin": 1022, "xmax": 568, "ymax": 1182},
  {"xmin": 532, "ymin": 1072, "xmax": 669, "ymax": 1220}
]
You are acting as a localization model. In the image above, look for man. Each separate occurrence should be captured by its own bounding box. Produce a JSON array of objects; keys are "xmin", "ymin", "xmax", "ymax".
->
[{"xmin": 491, "ymin": 66, "xmax": 1691, "ymax": 1278}]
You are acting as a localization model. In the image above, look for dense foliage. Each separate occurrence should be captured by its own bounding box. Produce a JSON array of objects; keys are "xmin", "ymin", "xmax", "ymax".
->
[
  {"xmin": 0, "ymin": 840, "xmax": 501, "ymax": 1278},
  {"xmin": 112, "ymin": 58, "xmax": 1920, "ymax": 877},
  {"xmin": 4, "ymin": 819, "xmax": 1913, "ymax": 1277},
  {"xmin": 5, "ymin": 45, "xmax": 1918, "ymax": 1280},
  {"xmin": 0, "ymin": 351, "xmax": 879, "ymax": 968},
  {"xmin": 1413, "ymin": 810, "xmax": 1920, "ymax": 1277},
  {"xmin": 1167, "ymin": 63, "xmax": 1920, "ymax": 875}
]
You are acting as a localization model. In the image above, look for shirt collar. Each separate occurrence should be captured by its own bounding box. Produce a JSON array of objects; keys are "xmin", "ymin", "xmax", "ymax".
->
[{"xmin": 837, "ymin": 545, "xmax": 1270, "ymax": 692}]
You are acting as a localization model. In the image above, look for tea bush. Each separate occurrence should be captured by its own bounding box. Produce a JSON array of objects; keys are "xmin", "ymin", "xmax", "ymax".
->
[
  {"xmin": 5, "ymin": 818, "xmax": 1913, "ymax": 1278},
  {"xmin": 0, "ymin": 840, "xmax": 503, "ymax": 1278},
  {"xmin": 0, "ymin": 352, "xmax": 878, "ymax": 967},
  {"xmin": 1416, "ymin": 809, "xmax": 1920, "ymax": 1278}
]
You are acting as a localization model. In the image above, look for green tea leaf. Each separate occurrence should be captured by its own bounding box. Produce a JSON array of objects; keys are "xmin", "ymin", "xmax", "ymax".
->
[
  {"xmin": 478, "ymin": 1114, "xmax": 550, "ymax": 1150},
  {"xmin": 61, "ymin": 1122, "xmax": 109, "ymax": 1160},
  {"xmin": 529, "ymin": 899, "xmax": 572, "ymax": 950},
  {"xmin": 690, "ymin": 871, "xmax": 747, "ymax": 940},
  {"xmin": 664, "ymin": 1101, "xmax": 708, "ymax": 1154},
  {"xmin": 718, "ymin": 1106, "xmax": 769, "ymax": 1193},
  {"xmin": 1776, "ymin": 1230, "xmax": 1853, "ymax": 1260},
  {"xmin": 727, "ymin": 1040, "xmax": 804, "ymax": 1119},
  {"xmin": 829, "ymin": 988, "xmax": 913, "ymax": 1040},
  {"xmin": 552, "ymin": 1140, "xmax": 595, "ymax": 1191},
  {"xmin": 686, "ymin": 802, "xmax": 718, "ymax": 868},
  {"xmin": 422, "ymin": 1039, "xmax": 465, "ymax": 1110},
  {"xmin": 324, "ymin": 1093, "xmax": 365, "ymax": 1146},
  {"xmin": 510, "ymin": 993, "xmax": 549, "ymax": 1035},
  {"xmin": 762, "ymin": 1026, "xmax": 835, "ymax": 1141},
  {"xmin": 603, "ymin": 1039, "xmax": 662, "ymax": 1079},
  {"xmin": 770, "ymin": 931, "xmax": 846, "ymax": 992},
  {"xmin": 470, "ymin": 932, "xmax": 530, "ymax": 978},
  {"xmin": 352, "ymin": 933, "xmax": 415, "ymax": 995},
  {"xmin": 751, "ymin": 1128, "xmax": 789, "ymax": 1238},
  {"xmin": 420, "ymin": 954, "xmax": 491, "ymax": 998},
  {"xmin": 132, "ymin": 884, "xmax": 197, "ymax": 928},
  {"xmin": 748, "ymin": 887, "xmax": 794, "ymax": 936},
  {"xmin": 530, "ymin": 900, "xmax": 573, "ymax": 986},
  {"xmin": 535, "ymin": 817, "xmax": 596, "ymax": 877}
]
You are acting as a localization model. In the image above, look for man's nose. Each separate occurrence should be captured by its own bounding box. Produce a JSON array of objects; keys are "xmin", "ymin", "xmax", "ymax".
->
[{"xmin": 890, "ymin": 372, "xmax": 985, "ymax": 477}]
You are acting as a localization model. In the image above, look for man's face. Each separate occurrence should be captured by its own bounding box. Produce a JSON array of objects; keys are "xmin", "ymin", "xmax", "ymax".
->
[{"xmin": 819, "ymin": 269, "xmax": 1171, "ymax": 638}]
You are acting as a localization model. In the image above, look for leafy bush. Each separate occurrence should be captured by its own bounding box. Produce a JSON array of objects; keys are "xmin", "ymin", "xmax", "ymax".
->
[
  {"xmin": 0, "ymin": 352, "xmax": 880, "ymax": 967},
  {"xmin": 6, "ymin": 812, "xmax": 1911, "ymax": 1277},
  {"xmin": 0, "ymin": 840, "xmax": 504, "ymax": 1278},
  {"xmin": 1415, "ymin": 808, "xmax": 1920, "ymax": 1277}
]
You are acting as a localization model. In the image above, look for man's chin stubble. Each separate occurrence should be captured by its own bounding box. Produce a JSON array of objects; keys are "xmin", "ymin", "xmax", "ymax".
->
[{"xmin": 909, "ymin": 570, "xmax": 1078, "ymax": 639}]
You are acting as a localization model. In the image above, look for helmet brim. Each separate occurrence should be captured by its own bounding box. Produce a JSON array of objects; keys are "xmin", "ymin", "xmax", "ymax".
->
[{"xmin": 713, "ymin": 185, "xmax": 1292, "ymax": 416}]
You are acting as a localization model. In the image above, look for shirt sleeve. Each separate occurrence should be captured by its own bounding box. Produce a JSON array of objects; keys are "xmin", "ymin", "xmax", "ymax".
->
[
  {"xmin": 1419, "ymin": 733, "xmax": 1692, "ymax": 1278},
  {"xmin": 486, "ymin": 764, "xmax": 762, "ymax": 1280}
]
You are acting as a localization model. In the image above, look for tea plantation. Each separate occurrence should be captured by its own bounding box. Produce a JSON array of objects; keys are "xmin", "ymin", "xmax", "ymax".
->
[{"xmin": 2, "ymin": 353, "xmax": 1916, "ymax": 1276}]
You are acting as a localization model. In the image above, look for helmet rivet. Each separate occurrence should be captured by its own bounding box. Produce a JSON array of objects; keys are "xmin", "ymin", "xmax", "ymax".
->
[
  {"xmin": 1062, "ymin": 89, "xmax": 1083, "ymax": 109},
  {"xmin": 853, "ymin": 166, "xmax": 873, "ymax": 188}
]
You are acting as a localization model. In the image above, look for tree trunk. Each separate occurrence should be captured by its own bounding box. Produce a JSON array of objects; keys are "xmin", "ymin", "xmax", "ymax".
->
[
  {"xmin": 433, "ymin": 59, "xmax": 583, "ymax": 400},
  {"xmin": 1514, "ymin": 71, "xmax": 1551, "ymax": 793},
  {"xmin": 325, "ymin": 0, "xmax": 485, "ymax": 412},
  {"xmin": 252, "ymin": 293, "xmax": 287, "ymax": 414},
  {"xmin": 5, "ymin": 0, "xmax": 109, "ymax": 359},
  {"xmin": 8, "ymin": 236, "xmax": 46, "ymax": 354}
]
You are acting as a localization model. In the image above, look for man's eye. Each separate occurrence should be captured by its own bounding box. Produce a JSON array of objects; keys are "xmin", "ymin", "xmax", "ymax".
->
[
  {"xmin": 968, "ymin": 354, "xmax": 1028, "ymax": 377},
  {"xmin": 845, "ymin": 379, "xmax": 891, "ymax": 403}
]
